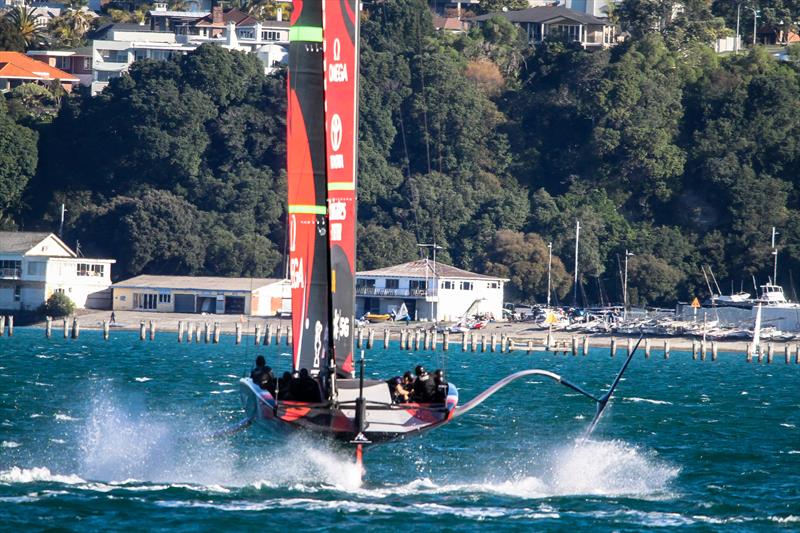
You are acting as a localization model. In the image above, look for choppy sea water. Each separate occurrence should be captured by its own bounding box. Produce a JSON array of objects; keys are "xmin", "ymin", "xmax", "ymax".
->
[{"xmin": 1, "ymin": 328, "xmax": 799, "ymax": 531}]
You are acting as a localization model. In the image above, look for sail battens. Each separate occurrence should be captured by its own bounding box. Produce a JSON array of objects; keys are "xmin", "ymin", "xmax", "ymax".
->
[
  {"xmin": 289, "ymin": 26, "xmax": 324, "ymax": 42},
  {"xmin": 288, "ymin": 204, "xmax": 328, "ymax": 214}
]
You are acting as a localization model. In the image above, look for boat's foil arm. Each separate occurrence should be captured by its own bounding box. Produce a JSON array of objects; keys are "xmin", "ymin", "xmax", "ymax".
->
[{"xmin": 454, "ymin": 336, "xmax": 641, "ymax": 439}]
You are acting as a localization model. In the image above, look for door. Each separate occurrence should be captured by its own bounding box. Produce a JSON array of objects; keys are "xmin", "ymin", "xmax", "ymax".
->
[
  {"xmin": 224, "ymin": 296, "xmax": 245, "ymax": 314},
  {"xmin": 174, "ymin": 293, "xmax": 195, "ymax": 313},
  {"xmin": 196, "ymin": 297, "xmax": 216, "ymax": 314}
]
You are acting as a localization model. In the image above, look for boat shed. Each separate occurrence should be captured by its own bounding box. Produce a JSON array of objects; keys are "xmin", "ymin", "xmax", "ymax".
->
[
  {"xmin": 111, "ymin": 275, "xmax": 290, "ymax": 316},
  {"xmin": 356, "ymin": 259, "xmax": 507, "ymax": 322}
]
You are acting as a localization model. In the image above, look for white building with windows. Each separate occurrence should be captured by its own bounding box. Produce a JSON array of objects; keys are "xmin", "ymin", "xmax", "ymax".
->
[
  {"xmin": 0, "ymin": 232, "xmax": 116, "ymax": 311},
  {"xmin": 356, "ymin": 259, "xmax": 507, "ymax": 322}
]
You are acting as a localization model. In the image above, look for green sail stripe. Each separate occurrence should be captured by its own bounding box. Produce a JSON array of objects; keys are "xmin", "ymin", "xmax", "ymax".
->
[
  {"xmin": 289, "ymin": 26, "xmax": 323, "ymax": 42},
  {"xmin": 288, "ymin": 204, "xmax": 327, "ymax": 215}
]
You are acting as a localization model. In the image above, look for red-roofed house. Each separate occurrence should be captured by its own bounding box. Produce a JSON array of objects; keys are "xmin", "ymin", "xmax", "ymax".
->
[{"xmin": 0, "ymin": 51, "xmax": 80, "ymax": 93}]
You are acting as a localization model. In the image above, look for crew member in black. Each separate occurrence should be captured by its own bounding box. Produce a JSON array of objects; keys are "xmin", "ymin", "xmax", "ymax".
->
[
  {"xmin": 433, "ymin": 369, "xmax": 448, "ymax": 403},
  {"xmin": 412, "ymin": 365, "xmax": 436, "ymax": 403},
  {"xmin": 387, "ymin": 376, "xmax": 410, "ymax": 403},
  {"xmin": 277, "ymin": 371, "xmax": 292, "ymax": 400},
  {"xmin": 250, "ymin": 356, "xmax": 268, "ymax": 387},
  {"xmin": 294, "ymin": 368, "xmax": 322, "ymax": 402}
]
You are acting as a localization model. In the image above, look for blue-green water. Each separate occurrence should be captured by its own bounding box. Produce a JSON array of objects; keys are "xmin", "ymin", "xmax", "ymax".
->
[{"xmin": 1, "ymin": 328, "xmax": 799, "ymax": 531}]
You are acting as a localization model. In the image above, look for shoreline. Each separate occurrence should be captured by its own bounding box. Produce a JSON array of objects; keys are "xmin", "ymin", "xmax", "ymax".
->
[{"xmin": 14, "ymin": 310, "xmax": 779, "ymax": 355}]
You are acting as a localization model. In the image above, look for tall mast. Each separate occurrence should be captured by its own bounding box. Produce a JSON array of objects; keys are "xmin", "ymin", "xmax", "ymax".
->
[
  {"xmin": 573, "ymin": 220, "xmax": 580, "ymax": 306},
  {"xmin": 771, "ymin": 226, "xmax": 778, "ymax": 284},
  {"xmin": 546, "ymin": 241, "xmax": 552, "ymax": 308}
]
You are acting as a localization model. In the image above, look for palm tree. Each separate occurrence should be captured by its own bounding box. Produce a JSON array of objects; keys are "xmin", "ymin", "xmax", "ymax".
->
[
  {"xmin": 48, "ymin": 9, "xmax": 94, "ymax": 48},
  {"xmin": 4, "ymin": 7, "xmax": 47, "ymax": 50}
]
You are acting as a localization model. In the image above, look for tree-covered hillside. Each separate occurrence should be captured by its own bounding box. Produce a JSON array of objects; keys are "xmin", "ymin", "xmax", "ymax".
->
[{"xmin": 4, "ymin": 0, "xmax": 800, "ymax": 307}]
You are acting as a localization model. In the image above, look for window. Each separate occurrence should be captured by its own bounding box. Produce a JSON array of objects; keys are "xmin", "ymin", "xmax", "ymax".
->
[
  {"xmin": 158, "ymin": 293, "xmax": 171, "ymax": 304},
  {"xmin": 385, "ymin": 279, "xmax": 399, "ymax": 289},
  {"xmin": 356, "ymin": 278, "xmax": 375, "ymax": 288},
  {"xmin": 552, "ymin": 24, "xmax": 581, "ymax": 42},
  {"xmin": 133, "ymin": 293, "xmax": 157, "ymax": 310},
  {"xmin": 55, "ymin": 56, "xmax": 71, "ymax": 70},
  {"xmin": 441, "ymin": 281, "xmax": 453, "ymax": 290},
  {"xmin": 27, "ymin": 262, "xmax": 46, "ymax": 276},
  {"xmin": 459, "ymin": 281, "xmax": 473, "ymax": 291},
  {"xmin": 238, "ymin": 28, "xmax": 254, "ymax": 39},
  {"xmin": 0, "ymin": 260, "xmax": 21, "ymax": 278},
  {"xmin": 488, "ymin": 282, "xmax": 499, "ymax": 289},
  {"xmin": 262, "ymin": 30, "xmax": 281, "ymax": 41},
  {"xmin": 409, "ymin": 280, "xmax": 427, "ymax": 290},
  {"xmin": 95, "ymin": 71, "xmax": 120, "ymax": 82},
  {"xmin": 77, "ymin": 263, "xmax": 104, "ymax": 277},
  {"xmin": 83, "ymin": 57, "xmax": 91, "ymax": 70},
  {"xmin": 14, "ymin": 285, "xmax": 20, "ymax": 302},
  {"xmin": 55, "ymin": 288, "xmax": 65, "ymax": 294}
]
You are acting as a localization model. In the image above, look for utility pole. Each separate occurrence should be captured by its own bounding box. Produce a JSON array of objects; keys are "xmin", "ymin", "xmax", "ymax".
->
[
  {"xmin": 58, "ymin": 203, "xmax": 66, "ymax": 238},
  {"xmin": 736, "ymin": 3, "xmax": 741, "ymax": 53},
  {"xmin": 573, "ymin": 220, "xmax": 580, "ymax": 306},
  {"xmin": 546, "ymin": 241, "xmax": 553, "ymax": 308},
  {"xmin": 418, "ymin": 243, "xmax": 443, "ymax": 321}
]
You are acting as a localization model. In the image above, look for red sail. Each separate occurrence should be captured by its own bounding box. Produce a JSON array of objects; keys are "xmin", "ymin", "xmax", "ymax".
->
[
  {"xmin": 323, "ymin": 0, "xmax": 359, "ymax": 376},
  {"xmin": 287, "ymin": 0, "xmax": 331, "ymax": 382}
]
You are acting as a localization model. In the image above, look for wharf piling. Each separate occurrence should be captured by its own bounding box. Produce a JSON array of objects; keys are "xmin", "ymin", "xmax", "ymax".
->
[
  {"xmin": 712, "ymin": 341, "xmax": 718, "ymax": 361},
  {"xmin": 644, "ymin": 338, "xmax": 651, "ymax": 358},
  {"xmin": 188, "ymin": 322, "xmax": 196, "ymax": 343},
  {"xmin": 149, "ymin": 321, "xmax": 156, "ymax": 341},
  {"xmin": 254, "ymin": 324, "xmax": 262, "ymax": 345},
  {"xmin": 746, "ymin": 343, "xmax": 753, "ymax": 362},
  {"xmin": 287, "ymin": 326, "xmax": 293, "ymax": 346},
  {"xmin": 358, "ymin": 328, "xmax": 364, "ymax": 349},
  {"xmin": 71, "ymin": 318, "xmax": 79, "ymax": 339},
  {"xmin": 178, "ymin": 321, "xmax": 184, "ymax": 343},
  {"xmin": 204, "ymin": 323, "xmax": 210, "ymax": 344},
  {"xmin": 275, "ymin": 325, "xmax": 282, "ymax": 347},
  {"xmin": 45, "ymin": 316, "xmax": 52, "ymax": 338},
  {"xmin": 610, "ymin": 338, "xmax": 617, "ymax": 357},
  {"xmin": 692, "ymin": 340, "xmax": 698, "ymax": 360},
  {"xmin": 62, "ymin": 318, "xmax": 69, "ymax": 339},
  {"xmin": 785, "ymin": 344, "xmax": 791, "ymax": 364},
  {"xmin": 7, "ymin": 315, "xmax": 12, "ymax": 336},
  {"xmin": 664, "ymin": 340, "xmax": 670, "ymax": 359},
  {"xmin": 367, "ymin": 329, "xmax": 375, "ymax": 349},
  {"xmin": 384, "ymin": 329, "xmax": 390, "ymax": 349},
  {"xmin": 462, "ymin": 332, "xmax": 468, "ymax": 352},
  {"xmin": 571, "ymin": 337, "xmax": 578, "ymax": 356},
  {"xmin": 582, "ymin": 336, "xmax": 589, "ymax": 356},
  {"xmin": 527, "ymin": 340, "xmax": 533, "ymax": 354},
  {"xmin": 0, "ymin": 316, "xmax": 4, "ymax": 336},
  {"xmin": 481, "ymin": 334, "xmax": 487, "ymax": 353},
  {"xmin": 213, "ymin": 323, "xmax": 220, "ymax": 344},
  {"xmin": 139, "ymin": 321, "xmax": 146, "ymax": 341},
  {"xmin": 767, "ymin": 343, "xmax": 774, "ymax": 364},
  {"xmin": 235, "ymin": 323, "xmax": 242, "ymax": 345},
  {"xmin": 701, "ymin": 340, "xmax": 707, "ymax": 361},
  {"xmin": 195, "ymin": 323, "xmax": 201, "ymax": 343},
  {"xmin": 490, "ymin": 334, "xmax": 497, "ymax": 353},
  {"xmin": 103, "ymin": 320, "xmax": 109, "ymax": 341},
  {"xmin": 443, "ymin": 331, "xmax": 450, "ymax": 351}
]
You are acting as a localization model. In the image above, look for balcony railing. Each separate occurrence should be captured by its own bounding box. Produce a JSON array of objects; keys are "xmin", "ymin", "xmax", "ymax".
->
[
  {"xmin": 356, "ymin": 287, "xmax": 437, "ymax": 298},
  {"xmin": 0, "ymin": 268, "xmax": 21, "ymax": 279}
]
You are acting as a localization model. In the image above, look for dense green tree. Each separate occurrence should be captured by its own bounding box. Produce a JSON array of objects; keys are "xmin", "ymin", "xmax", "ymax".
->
[
  {"xmin": 0, "ymin": 18, "xmax": 26, "ymax": 51},
  {"xmin": 0, "ymin": 99, "xmax": 38, "ymax": 225},
  {"xmin": 356, "ymin": 224, "xmax": 419, "ymax": 271},
  {"xmin": 484, "ymin": 230, "xmax": 571, "ymax": 303}
]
